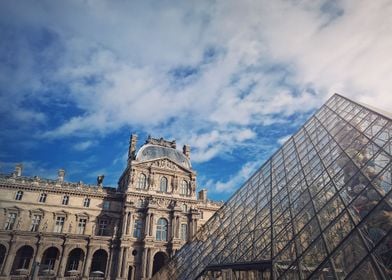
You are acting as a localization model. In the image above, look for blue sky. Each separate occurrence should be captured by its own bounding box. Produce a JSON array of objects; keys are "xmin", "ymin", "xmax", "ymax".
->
[{"xmin": 1, "ymin": 0, "xmax": 392, "ymax": 201}]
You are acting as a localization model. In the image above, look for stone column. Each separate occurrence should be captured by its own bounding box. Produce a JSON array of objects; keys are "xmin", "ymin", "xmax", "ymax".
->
[
  {"xmin": 1, "ymin": 240, "xmax": 16, "ymax": 276},
  {"xmin": 168, "ymin": 216, "xmax": 172, "ymax": 241},
  {"xmin": 57, "ymin": 244, "xmax": 69, "ymax": 277},
  {"xmin": 147, "ymin": 249, "xmax": 154, "ymax": 279},
  {"xmin": 149, "ymin": 215, "xmax": 154, "ymax": 236},
  {"xmin": 189, "ymin": 219, "xmax": 193, "ymax": 239},
  {"xmin": 116, "ymin": 247, "xmax": 124, "ymax": 278},
  {"xmin": 82, "ymin": 245, "xmax": 92, "ymax": 278},
  {"xmin": 120, "ymin": 248, "xmax": 128, "ymax": 278},
  {"xmin": 171, "ymin": 215, "xmax": 177, "ymax": 240},
  {"xmin": 31, "ymin": 241, "xmax": 45, "ymax": 277},
  {"xmin": 106, "ymin": 244, "xmax": 114, "ymax": 279},
  {"xmin": 141, "ymin": 248, "xmax": 149, "ymax": 279},
  {"xmin": 193, "ymin": 219, "xmax": 198, "ymax": 235},
  {"xmin": 146, "ymin": 249, "xmax": 152, "ymax": 279},
  {"xmin": 125, "ymin": 212, "xmax": 132, "ymax": 235},
  {"xmin": 176, "ymin": 216, "xmax": 180, "ymax": 238},
  {"xmin": 122, "ymin": 212, "xmax": 129, "ymax": 236},
  {"xmin": 144, "ymin": 214, "xmax": 150, "ymax": 237}
]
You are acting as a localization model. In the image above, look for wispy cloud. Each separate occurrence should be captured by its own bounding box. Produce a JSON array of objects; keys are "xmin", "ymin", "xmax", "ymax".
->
[
  {"xmin": 277, "ymin": 134, "xmax": 292, "ymax": 146},
  {"xmin": 72, "ymin": 140, "xmax": 96, "ymax": 151},
  {"xmin": 1, "ymin": 0, "xmax": 392, "ymax": 199},
  {"xmin": 205, "ymin": 160, "xmax": 262, "ymax": 193}
]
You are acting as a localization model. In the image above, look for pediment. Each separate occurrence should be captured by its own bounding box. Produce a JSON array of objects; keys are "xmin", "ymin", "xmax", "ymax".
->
[
  {"xmin": 29, "ymin": 208, "xmax": 46, "ymax": 217},
  {"xmin": 53, "ymin": 210, "xmax": 70, "ymax": 218},
  {"xmin": 133, "ymin": 157, "xmax": 194, "ymax": 174},
  {"xmin": 76, "ymin": 212, "xmax": 90, "ymax": 220},
  {"xmin": 4, "ymin": 206, "xmax": 22, "ymax": 214}
]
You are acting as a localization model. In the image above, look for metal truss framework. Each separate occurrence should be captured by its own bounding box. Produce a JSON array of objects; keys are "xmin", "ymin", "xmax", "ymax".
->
[{"xmin": 154, "ymin": 94, "xmax": 392, "ymax": 280}]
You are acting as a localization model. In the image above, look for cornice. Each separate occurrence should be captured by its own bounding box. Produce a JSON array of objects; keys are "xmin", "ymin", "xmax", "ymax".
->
[{"xmin": 0, "ymin": 178, "xmax": 121, "ymax": 199}]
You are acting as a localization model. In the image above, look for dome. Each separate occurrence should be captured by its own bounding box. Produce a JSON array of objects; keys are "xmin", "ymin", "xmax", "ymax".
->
[{"xmin": 136, "ymin": 144, "xmax": 191, "ymax": 169}]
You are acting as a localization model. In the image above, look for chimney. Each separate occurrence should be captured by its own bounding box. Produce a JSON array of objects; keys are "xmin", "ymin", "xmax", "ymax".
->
[
  {"xmin": 15, "ymin": 164, "xmax": 23, "ymax": 177},
  {"xmin": 128, "ymin": 134, "xmax": 138, "ymax": 165},
  {"xmin": 183, "ymin": 144, "xmax": 190, "ymax": 159},
  {"xmin": 198, "ymin": 189, "xmax": 207, "ymax": 202},
  {"xmin": 58, "ymin": 169, "xmax": 65, "ymax": 182}
]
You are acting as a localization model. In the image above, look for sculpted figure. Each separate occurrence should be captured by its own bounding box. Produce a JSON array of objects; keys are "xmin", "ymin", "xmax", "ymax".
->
[{"xmin": 97, "ymin": 175, "xmax": 105, "ymax": 186}]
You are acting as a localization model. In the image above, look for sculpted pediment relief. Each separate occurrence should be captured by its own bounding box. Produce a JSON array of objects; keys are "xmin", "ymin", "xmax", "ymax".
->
[{"xmin": 134, "ymin": 158, "xmax": 192, "ymax": 173}]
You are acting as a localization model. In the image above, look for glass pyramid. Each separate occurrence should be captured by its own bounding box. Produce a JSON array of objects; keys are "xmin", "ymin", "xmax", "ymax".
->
[{"xmin": 154, "ymin": 94, "xmax": 392, "ymax": 280}]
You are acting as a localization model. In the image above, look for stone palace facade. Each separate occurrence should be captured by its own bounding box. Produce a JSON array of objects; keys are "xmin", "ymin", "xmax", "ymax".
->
[{"xmin": 0, "ymin": 135, "xmax": 222, "ymax": 280}]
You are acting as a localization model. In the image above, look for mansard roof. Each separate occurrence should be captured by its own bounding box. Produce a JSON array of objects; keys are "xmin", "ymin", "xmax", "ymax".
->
[{"xmin": 136, "ymin": 143, "xmax": 191, "ymax": 169}]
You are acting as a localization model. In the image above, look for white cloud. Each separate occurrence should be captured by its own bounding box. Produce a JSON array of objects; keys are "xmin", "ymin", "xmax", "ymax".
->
[
  {"xmin": 205, "ymin": 160, "xmax": 262, "ymax": 193},
  {"xmin": 72, "ymin": 140, "xmax": 96, "ymax": 151},
  {"xmin": 1, "ymin": 0, "xmax": 392, "ymax": 165},
  {"xmin": 185, "ymin": 128, "xmax": 256, "ymax": 163},
  {"xmin": 277, "ymin": 134, "xmax": 292, "ymax": 146}
]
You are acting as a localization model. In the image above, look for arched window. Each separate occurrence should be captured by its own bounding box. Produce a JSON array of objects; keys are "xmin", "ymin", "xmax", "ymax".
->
[
  {"xmin": 156, "ymin": 218, "xmax": 168, "ymax": 241},
  {"xmin": 66, "ymin": 248, "xmax": 85, "ymax": 272},
  {"xmin": 90, "ymin": 249, "xmax": 108, "ymax": 276},
  {"xmin": 180, "ymin": 180, "xmax": 187, "ymax": 195},
  {"xmin": 83, "ymin": 198, "xmax": 90, "ymax": 207},
  {"xmin": 40, "ymin": 247, "xmax": 59, "ymax": 274},
  {"xmin": 160, "ymin": 177, "xmax": 168, "ymax": 193},
  {"xmin": 138, "ymin": 173, "xmax": 147, "ymax": 189},
  {"xmin": 15, "ymin": 191, "xmax": 23, "ymax": 201},
  {"xmin": 62, "ymin": 195, "xmax": 69, "ymax": 205},
  {"xmin": 0, "ymin": 244, "xmax": 6, "ymax": 270},
  {"xmin": 39, "ymin": 193, "xmax": 47, "ymax": 203},
  {"xmin": 12, "ymin": 245, "xmax": 34, "ymax": 272},
  {"xmin": 182, "ymin": 204, "xmax": 187, "ymax": 213},
  {"xmin": 152, "ymin": 252, "xmax": 168, "ymax": 276},
  {"xmin": 136, "ymin": 199, "xmax": 144, "ymax": 208}
]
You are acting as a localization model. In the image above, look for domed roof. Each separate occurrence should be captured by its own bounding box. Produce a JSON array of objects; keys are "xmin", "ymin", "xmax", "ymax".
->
[{"xmin": 136, "ymin": 144, "xmax": 191, "ymax": 169}]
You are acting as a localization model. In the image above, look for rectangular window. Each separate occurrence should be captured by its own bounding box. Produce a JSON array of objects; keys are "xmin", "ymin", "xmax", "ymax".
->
[
  {"xmin": 54, "ymin": 216, "xmax": 65, "ymax": 233},
  {"xmin": 77, "ymin": 218, "xmax": 87, "ymax": 234},
  {"xmin": 103, "ymin": 201, "xmax": 110, "ymax": 210},
  {"xmin": 180, "ymin": 224, "xmax": 188, "ymax": 241},
  {"xmin": 15, "ymin": 191, "xmax": 23, "ymax": 201},
  {"xmin": 30, "ymin": 214, "xmax": 41, "ymax": 232},
  {"xmin": 5, "ymin": 213, "xmax": 17, "ymax": 230},
  {"xmin": 133, "ymin": 219, "xmax": 143, "ymax": 239},
  {"xmin": 98, "ymin": 219, "xmax": 108, "ymax": 236},
  {"xmin": 83, "ymin": 198, "xmax": 90, "ymax": 207},
  {"xmin": 39, "ymin": 193, "xmax": 47, "ymax": 203},
  {"xmin": 62, "ymin": 195, "xmax": 69, "ymax": 205}
]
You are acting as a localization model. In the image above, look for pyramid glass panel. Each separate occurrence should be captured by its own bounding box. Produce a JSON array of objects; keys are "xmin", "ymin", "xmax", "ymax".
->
[{"xmin": 153, "ymin": 94, "xmax": 392, "ymax": 280}]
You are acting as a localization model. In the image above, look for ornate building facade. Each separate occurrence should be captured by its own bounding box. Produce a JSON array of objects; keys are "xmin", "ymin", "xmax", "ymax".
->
[{"xmin": 0, "ymin": 135, "xmax": 222, "ymax": 280}]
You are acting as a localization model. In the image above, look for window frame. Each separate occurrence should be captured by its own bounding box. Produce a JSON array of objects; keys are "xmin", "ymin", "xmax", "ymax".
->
[
  {"xmin": 156, "ymin": 218, "xmax": 168, "ymax": 241},
  {"xmin": 133, "ymin": 219, "xmax": 143, "ymax": 239},
  {"xmin": 77, "ymin": 218, "xmax": 87, "ymax": 234},
  {"xmin": 103, "ymin": 201, "xmax": 110, "ymax": 210},
  {"xmin": 180, "ymin": 180, "xmax": 188, "ymax": 196},
  {"xmin": 98, "ymin": 219, "xmax": 109, "ymax": 236},
  {"xmin": 138, "ymin": 173, "xmax": 147, "ymax": 189},
  {"xmin": 160, "ymin": 177, "xmax": 168, "ymax": 193},
  {"xmin": 4, "ymin": 212, "xmax": 17, "ymax": 230},
  {"xmin": 83, "ymin": 197, "xmax": 90, "ymax": 208},
  {"xmin": 30, "ymin": 214, "xmax": 41, "ymax": 232},
  {"xmin": 180, "ymin": 223, "xmax": 188, "ymax": 241},
  {"xmin": 62, "ymin": 195, "xmax": 69, "ymax": 205},
  {"xmin": 39, "ymin": 193, "xmax": 47, "ymax": 203},
  {"xmin": 54, "ymin": 216, "xmax": 65, "ymax": 233},
  {"xmin": 15, "ymin": 190, "xmax": 23, "ymax": 201}
]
